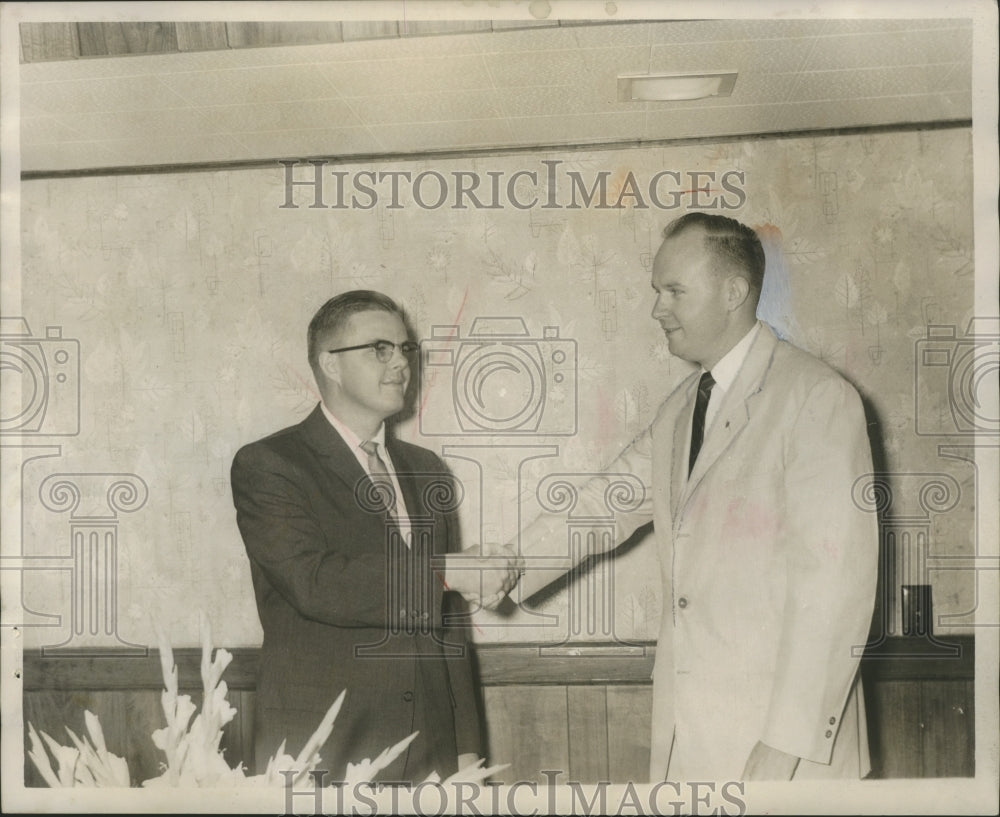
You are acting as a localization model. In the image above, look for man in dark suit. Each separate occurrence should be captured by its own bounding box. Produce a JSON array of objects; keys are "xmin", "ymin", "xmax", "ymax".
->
[{"xmin": 231, "ymin": 290, "xmax": 489, "ymax": 781}]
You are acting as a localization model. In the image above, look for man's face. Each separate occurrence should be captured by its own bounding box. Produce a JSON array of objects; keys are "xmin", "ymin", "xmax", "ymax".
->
[
  {"xmin": 326, "ymin": 309, "xmax": 412, "ymax": 424},
  {"xmin": 650, "ymin": 228, "xmax": 733, "ymax": 370}
]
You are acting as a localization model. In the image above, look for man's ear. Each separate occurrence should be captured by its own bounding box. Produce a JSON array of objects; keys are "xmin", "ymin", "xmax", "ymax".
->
[
  {"xmin": 726, "ymin": 274, "xmax": 751, "ymax": 311},
  {"xmin": 318, "ymin": 350, "xmax": 341, "ymax": 386}
]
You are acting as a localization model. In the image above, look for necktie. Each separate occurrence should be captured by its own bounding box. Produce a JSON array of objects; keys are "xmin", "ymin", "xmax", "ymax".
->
[
  {"xmin": 360, "ymin": 440, "xmax": 397, "ymax": 521},
  {"xmin": 688, "ymin": 371, "xmax": 715, "ymax": 476}
]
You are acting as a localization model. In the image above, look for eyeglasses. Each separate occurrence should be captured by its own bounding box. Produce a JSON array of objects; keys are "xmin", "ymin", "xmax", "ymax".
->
[{"xmin": 327, "ymin": 339, "xmax": 419, "ymax": 364}]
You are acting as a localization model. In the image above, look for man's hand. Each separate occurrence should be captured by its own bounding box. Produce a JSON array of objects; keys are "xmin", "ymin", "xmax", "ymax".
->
[
  {"xmin": 439, "ymin": 544, "xmax": 523, "ymax": 609},
  {"xmin": 740, "ymin": 741, "xmax": 800, "ymax": 780}
]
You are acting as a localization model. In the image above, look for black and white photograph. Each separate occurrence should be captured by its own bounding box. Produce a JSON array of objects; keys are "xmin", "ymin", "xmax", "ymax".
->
[{"xmin": 1, "ymin": 1, "xmax": 997, "ymax": 814}]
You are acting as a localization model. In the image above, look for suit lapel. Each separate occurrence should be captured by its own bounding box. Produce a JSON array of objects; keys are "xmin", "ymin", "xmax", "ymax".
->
[
  {"xmin": 299, "ymin": 403, "xmax": 370, "ymax": 495},
  {"xmin": 676, "ymin": 325, "xmax": 779, "ymax": 517},
  {"xmin": 670, "ymin": 373, "xmax": 699, "ymax": 522},
  {"xmin": 684, "ymin": 386, "xmax": 751, "ymax": 499},
  {"xmin": 302, "ymin": 404, "xmax": 428, "ymax": 535}
]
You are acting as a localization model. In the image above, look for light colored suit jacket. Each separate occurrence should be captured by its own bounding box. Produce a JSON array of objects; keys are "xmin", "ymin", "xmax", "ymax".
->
[{"xmin": 519, "ymin": 323, "xmax": 878, "ymax": 781}]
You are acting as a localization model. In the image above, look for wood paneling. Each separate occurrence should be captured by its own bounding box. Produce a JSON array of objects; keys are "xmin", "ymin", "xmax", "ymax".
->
[
  {"xmin": 24, "ymin": 638, "xmax": 974, "ymax": 688},
  {"xmin": 490, "ymin": 21, "xmax": 562, "ymax": 31},
  {"xmin": 606, "ymin": 686, "xmax": 653, "ymax": 780},
  {"xmin": 24, "ymin": 686, "xmax": 257, "ymax": 787},
  {"xmin": 230, "ymin": 690, "xmax": 256, "ymax": 773},
  {"xmin": 862, "ymin": 676, "xmax": 975, "ymax": 779},
  {"xmin": 567, "ymin": 686, "xmax": 608, "ymax": 782},
  {"xmin": 476, "ymin": 643, "xmax": 653, "ymax": 685},
  {"xmin": 77, "ymin": 23, "xmax": 178, "ymax": 57},
  {"xmin": 865, "ymin": 680, "xmax": 923, "ymax": 779},
  {"xmin": 25, "ymin": 689, "xmax": 128, "ymax": 786},
  {"xmin": 21, "ymin": 639, "xmax": 976, "ymax": 785},
  {"xmin": 858, "ymin": 635, "xmax": 970, "ymax": 680},
  {"xmin": 19, "ymin": 19, "xmax": 566, "ymax": 63},
  {"xmin": 26, "ymin": 647, "xmax": 260, "ymax": 691},
  {"xmin": 401, "ymin": 22, "xmax": 493, "ymax": 37},
  {"xmin": 19, "ymin": 23, "xmax": 80, "ymax": 63},
  {"xmin": 175, "ymin": 23, "xmax": 229, "ymax": 52},
  {"xmin": 921, "ymin": 680, "xmax": 974, "ymax": 777},
  {"xmin": 121, "ymin": 690, "xmax": 167, "ymax": 784},
  {"xmin": 224, "ymin": 22, "xmax": 344, "ymax": 49},
  {"xmin": 340, "ymin": 22, "xmax": 400, "ymax": 42},
  {"xmin": 482, "ymin": 686, "xmax": 568, "ymax": 784}
]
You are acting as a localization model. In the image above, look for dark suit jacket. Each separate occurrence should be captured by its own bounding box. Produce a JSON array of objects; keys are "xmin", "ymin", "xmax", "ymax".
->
[{"xmin": 231, "ymin": 404, "xmax": 481, "ymax": 781}]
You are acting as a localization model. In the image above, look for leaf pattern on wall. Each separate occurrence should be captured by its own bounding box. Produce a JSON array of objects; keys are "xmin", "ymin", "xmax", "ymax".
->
[{"xmin": 16, "ymin": 128, "xmax": 975, "ymax": 646}]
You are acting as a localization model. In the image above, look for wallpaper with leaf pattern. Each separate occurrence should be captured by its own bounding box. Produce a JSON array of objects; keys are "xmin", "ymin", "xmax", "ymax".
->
[{"xmin": 13, "ymin": 126, "xmax": 976, "ymax": 648}]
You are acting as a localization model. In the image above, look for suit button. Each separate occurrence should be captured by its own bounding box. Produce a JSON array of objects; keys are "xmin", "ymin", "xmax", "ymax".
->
[
  {"xmin": 403, "ymin": 691, "xmax": 413, "ymax": 702},
  {"xmin": 825, "ymin": 730, "xmax": 833, "ymax": 738},
  {"xmin": 829, "ymin": 716, "xmax": 836, "ymax": 725},
  {"xmin": 677, "ymin": 597, "xmax": 688, "ymax": 609}
]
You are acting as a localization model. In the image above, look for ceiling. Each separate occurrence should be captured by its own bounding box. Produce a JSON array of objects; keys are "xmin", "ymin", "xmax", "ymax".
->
[{"xmin": 18, "ymin": 18, "xmax": 973, "ymax": 175}]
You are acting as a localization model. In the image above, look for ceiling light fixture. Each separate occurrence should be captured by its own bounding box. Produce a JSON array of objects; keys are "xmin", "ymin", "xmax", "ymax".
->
[{"xmin": 618, "ymin": 71, "xmax": 738, "ymax": 102}]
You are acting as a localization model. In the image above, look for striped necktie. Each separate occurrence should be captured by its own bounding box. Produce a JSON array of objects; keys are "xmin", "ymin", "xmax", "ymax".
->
[
  {"xmin": 688, "ymin": 371, "xmax": 715, "ymax": 476},
  {"xmin": 360, "ymin": 440, "xmax": 397, "ymax": 521}
]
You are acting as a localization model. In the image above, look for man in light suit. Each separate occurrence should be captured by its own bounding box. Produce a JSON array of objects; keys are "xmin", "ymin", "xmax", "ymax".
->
[
  {"xmin": 469, "ymin": 213, "xmax": 878, "ymax": 781},
  {"xmin": 231, "ymin": 290, "xmax": 493, "ymax": 781}
]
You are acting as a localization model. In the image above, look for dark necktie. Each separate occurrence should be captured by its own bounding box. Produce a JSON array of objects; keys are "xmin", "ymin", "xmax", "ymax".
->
[
  {"xmin": 688, "ymin": 371, "xmax": 715, "ymax": 476},
  {"xmin": 360, "ymin": 440, "xmax": 397, "ymax": 521}
]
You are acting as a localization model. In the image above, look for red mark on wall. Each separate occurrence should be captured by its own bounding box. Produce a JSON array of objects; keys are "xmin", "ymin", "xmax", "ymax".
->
[{"xmin": 417, "ymin": 285, "xmax": 469, "ymax": 421}]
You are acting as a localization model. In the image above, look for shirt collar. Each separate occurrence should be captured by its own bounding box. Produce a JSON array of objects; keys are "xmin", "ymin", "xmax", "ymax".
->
[
  {"xmin": 319, "ymin": 401, "xmax": 386, "ymax": 452},
  {"xmin": 707, "ymin": 321, "xmax": 761, "ymax": 392}
]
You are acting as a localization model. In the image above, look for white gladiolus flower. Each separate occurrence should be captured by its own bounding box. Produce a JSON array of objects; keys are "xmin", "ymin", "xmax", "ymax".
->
[{"xmin": 27, "ymin": 614, "xmax": 507, "ymax": 790}]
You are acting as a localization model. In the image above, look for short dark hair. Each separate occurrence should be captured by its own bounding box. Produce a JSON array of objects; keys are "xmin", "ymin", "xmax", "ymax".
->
[
  {"xmin": 662, "ymin": 212, "xmax": 765, "ymax": 294},
  {"xmin": 307, "ymin": 290, "xmax": 404, "ymax": 374}
]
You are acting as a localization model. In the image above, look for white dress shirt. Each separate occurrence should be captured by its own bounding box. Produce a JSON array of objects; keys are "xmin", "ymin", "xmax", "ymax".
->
[
  {"xmin": 320, "ymin": 402, "xmax": 413, "ymax": 547},
  {"xmin": 702, "ymin": 321, "xmax": 761, "ymax": 435}
]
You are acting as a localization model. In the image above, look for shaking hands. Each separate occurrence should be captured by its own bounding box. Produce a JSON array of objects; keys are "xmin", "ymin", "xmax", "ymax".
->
[{"xmin": 441, "ymin": 544, "xmax": 524, "ymax": 609}]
